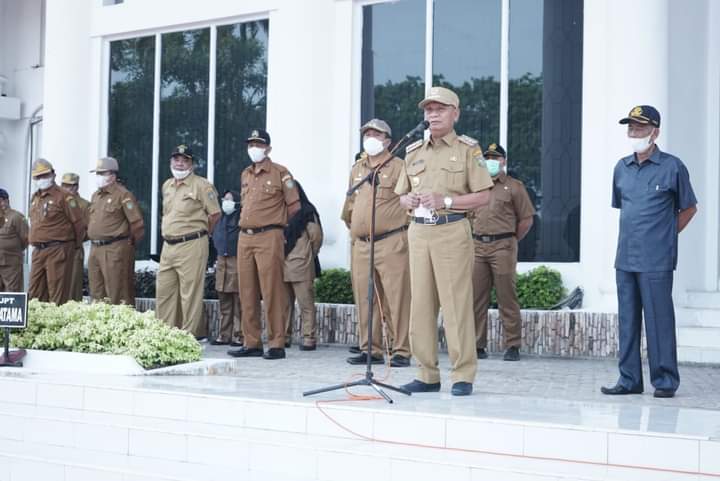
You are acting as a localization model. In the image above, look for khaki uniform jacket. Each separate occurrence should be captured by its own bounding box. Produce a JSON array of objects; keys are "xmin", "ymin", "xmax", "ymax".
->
[
  {"xmin": 284, "ymin": 217, "xmax": 323, "ymax": 282},
  {"xmin": 472, "ymin": 173, "xmax": 535, "ymax": 235},
  {"xmin": 0, "ymin": 208, "xmax": 29, "ymax": 266},
  {"xmin": 239, "ymin": 158, "xmax": 299, "ymax": 229},
  {"xmin": 89, "ymin": 182, "xmax": 144, "ymax": 240},
  {"xmin": 161, "ymin": 173, "xmax": 220, "ymax": 237},
  {"xmin": 29, "ymin": 185, "xmax": 86, "ymax": 247}
]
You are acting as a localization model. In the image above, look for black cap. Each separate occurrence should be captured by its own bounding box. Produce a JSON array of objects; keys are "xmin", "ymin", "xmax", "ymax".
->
[
  {"xmin": 619, "ymin": 105, "xmax": 661, "ymax": 128},
  {"xmin": 483, "ymin": 143, "xmax": 506, "ymax": 158},
  {"xmin": 0, "ymin": 188, "xmax": 8, "ymax": 199},
  {"xmin": 246, "ymin": 129, "xmax": 271, "ymax": 145},
  {"xmin": 171, "ymin": 144, "xmax": 194, "ymax": 160}
]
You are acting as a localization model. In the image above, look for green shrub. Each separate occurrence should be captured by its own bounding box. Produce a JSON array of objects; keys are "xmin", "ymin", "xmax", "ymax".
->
[
  {"xmin": 5, "ymin": 300, "xmax": 201, "ymax": 369},
  {"xmin": 516, "ymin": 266, "xmax": 566, "ymax": 309},
  {"xmin": 314, "ymin": 268, "xmax": 354, "ymax": 304}
]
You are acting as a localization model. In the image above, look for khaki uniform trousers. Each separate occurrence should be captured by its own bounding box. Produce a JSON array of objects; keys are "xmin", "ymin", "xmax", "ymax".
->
[
  {"xmin": 285, "ymin": 280, "xmax": 317, "ymax": 344},
  {"xmin": 408, "ymin": 219, "xmax": 476, "ymax": 384},
  {"xmin": 156, "ymin": 237, "xmax": 208, "ymax": 337},
  {"xmin": 88, "ymin": 241, "xmax": 135, "ymax": 305},
  {"xmin": 28, "ymin": 242, "xmax": 75, "ymax": 304},
  {"xmin": 216, "ymin": 255, "xmax": 242, "ymax": 343},
  {"xmin": 473, "ymin": 237, "xmax": 521, "ymax": 349},
  {"xmin": 69, "ymin": 246, "xmax": 85, "ymax": 301},
  {"xmin": 351, "ymin": 231, "xmax": 411, "ymax": 358},
  {"xmin": 237, "ymin": 229, "xmax": 288, "ymax": 349},
  {"xmin": 0, "ymin": 264, "xmax": 23, "ymax": 292}
]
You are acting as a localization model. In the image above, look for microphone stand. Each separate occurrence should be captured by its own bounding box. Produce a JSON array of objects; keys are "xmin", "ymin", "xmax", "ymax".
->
[{"xmin": 303, "ymin": 129, "xmax": 424, "ymax": 403}]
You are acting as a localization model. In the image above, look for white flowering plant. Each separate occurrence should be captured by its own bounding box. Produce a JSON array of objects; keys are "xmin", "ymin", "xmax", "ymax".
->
[{"xmin": 5, "ymin": 300, "xmax": 201, "ymax": 369}]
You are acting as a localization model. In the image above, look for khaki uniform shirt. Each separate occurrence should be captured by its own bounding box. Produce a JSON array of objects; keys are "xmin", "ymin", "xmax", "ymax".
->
[
  {"xmin": 161, "ymin": 173, "xmax": 220, "ymax": 238},
  {"xmin": 29, "ymin": 184, "xmax": 86, "ymax": 246},
  {"xmin": 0, "ymin": 208, "xmax": 29, "ymax": 266},
  {"xmin": 472, "ymin": 173, "xmax": 535, "ymax": 235},
  {"xmin": 239, "ymin": 158, "xmax": 300, "ymax": 229},
  {"xmin": 284, "ymin": 218, "xmax": 323, "ymax": 282},
  {"xmin": 88, "ymin": 182, "xmax": 144, "ymax": 240},
  {"xmin": 342, "ymin": 154, "xmax": 408, "ymax": 240},
  {"xmin": 394, "ymin": 130, "xmax": 494, "ymax": 212}
]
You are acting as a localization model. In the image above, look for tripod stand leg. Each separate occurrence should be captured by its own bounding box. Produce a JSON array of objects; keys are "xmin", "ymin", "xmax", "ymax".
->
[
  {"xmin": 373, "ymin": 380, "xmax": 412, "ymax": 396},
  {"xmin": 303, "ymin": 379, "xmax": 367, "ymax": 397},
  {"xmin": 368, "ymin": 382, "xmax": 394, "ymax": 403}
]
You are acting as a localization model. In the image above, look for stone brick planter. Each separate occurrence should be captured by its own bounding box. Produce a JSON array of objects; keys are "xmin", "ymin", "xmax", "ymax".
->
[{"xmin": 134, "ymin": 298, "xmax": 629, "ymax": 359}]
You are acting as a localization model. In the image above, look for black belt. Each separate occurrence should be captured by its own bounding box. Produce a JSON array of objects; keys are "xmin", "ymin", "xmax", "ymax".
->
[
  {"xmin": 33, "ymin": 240, "xmax": 70, "ymax": 250},
  {"xmin": 91, "ymin": 235, "xmax": 129, "ymax": 247},
  {"xmin": 163, "ymin": 230, "xmax": 208, "ymax": 245},
  {"xmin": 473, "ymin": 232, "xmax": 515, "ymax": 243},
  {"xmin": 239, "ymin": 225, "xmax": 284, "ymax": 235},
  {"xmin": 357, "ymin": 225, "xmax": 408, "ymax": 243},
  {"xmin": 412, "ymin": 213, "xmax": 466, "ymax": 225}
]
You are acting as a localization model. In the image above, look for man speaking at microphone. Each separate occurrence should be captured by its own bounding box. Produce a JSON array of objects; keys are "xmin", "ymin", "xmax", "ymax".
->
[
  {"xmin": 341, "ymin": 119, "xmax": 411, "ymax": 368},
  {"xmin": 395, "ymin": 86, "xmax": 493, "ymax": 396}
]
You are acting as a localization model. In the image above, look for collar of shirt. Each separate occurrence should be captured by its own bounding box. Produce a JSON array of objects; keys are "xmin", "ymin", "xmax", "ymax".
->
[
  {"xmin": 173, "ymin": 172, "xmax": 195, "ymax": 187},
  {"xmin": 428, "ymin": 130, "xmax": 457, "ymax": 148},
  {"xmin": 623, "ymin": 145, "xmax": 663, "ymax": 166},
  {"xmin": 252, "ymin": 158, "xmax": 271, "ymax": 174},
  {"xmin": 493, "ymin": 172, "xmax": 507, "ymax": 184},
  {"xmin": 99, "ymin": 182, "xmax": 119, "ymax": 195}
]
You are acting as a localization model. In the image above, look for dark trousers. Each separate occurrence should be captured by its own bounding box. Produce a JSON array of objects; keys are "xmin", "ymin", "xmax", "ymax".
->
[{"xmin": 616, "ymin": 270, "xmax": 679, "ymax": 392}]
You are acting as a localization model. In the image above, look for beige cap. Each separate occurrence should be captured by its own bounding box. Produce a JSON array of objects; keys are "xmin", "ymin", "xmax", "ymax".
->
[
  {"xmin": 61, "ymin": 173, "xmax": 80, "ymax": 185},
  {"xmin": 31, "ymin": 158, "xmax": 54, "ymax": 178},
  {"xmin": 418, "ymin": 86, "xmax": 460, "ymax": 109},
  {"xmin": 91, "ymin": 157, "xmax": 119, "ymax": 173},
  {"xmin": 360, "ymin": 118, "xmax": 392, "ymax": 137}
]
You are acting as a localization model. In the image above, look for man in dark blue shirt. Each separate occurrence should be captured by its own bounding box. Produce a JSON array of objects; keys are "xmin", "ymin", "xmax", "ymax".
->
[{"xmin": 602, "ymin": 105, "xmax": 697, "ymax": 399}]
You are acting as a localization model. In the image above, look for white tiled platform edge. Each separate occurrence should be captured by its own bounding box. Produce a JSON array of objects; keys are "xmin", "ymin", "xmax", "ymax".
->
[{"xmin": 0, "ymin": 377, "xmax": 717, "ymax": 481}]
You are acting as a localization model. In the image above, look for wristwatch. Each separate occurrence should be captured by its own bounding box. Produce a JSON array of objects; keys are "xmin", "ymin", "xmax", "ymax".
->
[{"xmin": 443, "ymin": 196, "xmax": 453, "ymax": 209}]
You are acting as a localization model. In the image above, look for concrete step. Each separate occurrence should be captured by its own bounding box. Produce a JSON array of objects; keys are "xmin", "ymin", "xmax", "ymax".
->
[
  {"xmin": 677, "ymin": 345, "xmax": 720, "ymax": 364},
  {"xmin": 677, "ymin": 326, "xmax": 720, "ymax": 349},
  {"xmin": 676, "ymin": 307, "xmax": 720, "ymax": 328},
  {"xmin": 684, "ymin": 290, "xmax": 720, "ymax": 309}
]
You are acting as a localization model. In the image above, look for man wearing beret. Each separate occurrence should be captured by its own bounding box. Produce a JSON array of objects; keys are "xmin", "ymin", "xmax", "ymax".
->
[
  {"xmin": 61, "ymin": 173, "xmax": 90, "ymax": 301},
  {"xmin": 342, "ymin": 118, "xmax": 411, "ymax": 367},
  {"xmin": 229, "ymin": 129, "xmax": 300, "ymax": 360},
  {"xmin": 602, "ymin": 105, "xmax": 697, "ymax": 399},
  {"xmin": 0, "ymin": 188, "xmax": 29, "ymax": 292},
  {"xmin": 87, "ymin": 157, "xmax": 145, "ymax": 305},
  {"xmin": 395, "ymin": 86, "xmax": 493, "ymax": 396},
  {"xmin": 472, "ymin": 143, "xmax": 535, "ymax": 362},
  {"xmin": 157, "ymin": 145, "xmax": 221, "ymax": 339},
  {"xmin": 28, "ymin": 159, "xmax": 86, "ymax": 304}
]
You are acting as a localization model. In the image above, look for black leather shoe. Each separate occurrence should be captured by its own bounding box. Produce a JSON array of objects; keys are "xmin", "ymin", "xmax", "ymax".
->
[
  {"xmin": 390, "ymin": 354, "xmax": 410, "ymax": 367},
  {"xmin": 402, "ymin": 379, "xmax": 441, "ymax": 393},
  {"xmin": 229, "ymin": 340, "xmax": 244, "ymax": 347},
  {"xmin": 284, "ymin": 340, "xmax": 291, "ymax": 348},
  {"xmin": 348, "ymin": 345, "xmax": 361, "ymax": 354},
  {"xmin": 195, "ymin": 336, "xmax": 208, "ymax": 343},
  {"xmin": 503, "ymin": 346, "xmax": 520, "ymax": 361},
  {"xmin": 600, "ymin": 384, "xmax": 643, "ymax": 395},
  {"xmin": 263, "ymin": 348, "xmax": 286, "ymax": 360},
  {"xmin": 653, "ymin": 388, "xmax": 675, "ymax": 398},
  {"xmin": 476, "ymin": 348, "xmax": 488, "ymax": 359},
  {"xmin": 227, "ymin": 347, "xmax": 263, "ymax": 358},
  {"xmin": 299, "ymin": 344, "xmax": 317, "ymax": 351},
  {"xmin": 451, "ymin": 382, "xmax": 473, "ymax": 396},
  {"xmin": 346, "ymin": 353, "xmax": 383, "ymax": 365},
  {"xmin": 209, "ymin": 339, "xmax": 229, "ymax": 346}
]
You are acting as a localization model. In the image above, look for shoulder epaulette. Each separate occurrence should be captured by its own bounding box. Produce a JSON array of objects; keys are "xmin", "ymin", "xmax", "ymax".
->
[
  {"xmin": 458, "ymin": 134, "xmax": 479, "ymax": 146},
  {"xmin": 405, "ymin": 139, "xmax": 423, "ymax": 155}
]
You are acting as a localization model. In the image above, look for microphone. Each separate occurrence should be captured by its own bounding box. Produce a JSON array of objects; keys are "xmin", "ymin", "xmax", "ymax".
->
[{"xmin": 401, "ymin": 120, "xmax": 429, "ymax": 141}]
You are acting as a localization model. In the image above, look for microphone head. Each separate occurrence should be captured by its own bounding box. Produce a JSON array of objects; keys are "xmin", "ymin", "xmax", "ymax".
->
[{"xmin": 421, "ymin": 120, "xmax": 430, "ymax": 128}]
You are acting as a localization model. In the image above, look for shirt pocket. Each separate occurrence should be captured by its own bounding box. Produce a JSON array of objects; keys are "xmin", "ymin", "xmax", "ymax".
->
[
  {"xmin": 405, "ymin": 162, "xmax": 426, "ymax": 191},
  {"xmin": 45, "ymin": 201, "xmax": 64, "ymax": 222},
  {"xmin": 178, "ymin": 192, "xmax": 201, "ymax": 214},
  {"xmin": 377, "ymin": 173, "xmax": 397, "ymax": 200},
  {"xmin": 261, "ymin": 179, "xmax": 281, "ymax": 198},
  {"xmin": 103, "ymin": 199, "xmax": 120, "ymax": 214},
  {"xmin": 441, "ymin": 162, "xmax": 466, "ymax": 192}
]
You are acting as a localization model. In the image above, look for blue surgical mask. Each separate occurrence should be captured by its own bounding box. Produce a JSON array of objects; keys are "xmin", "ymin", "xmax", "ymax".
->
[{"xmin": 486, "ymin": 159, "xmax": 502, "ymax": 177}]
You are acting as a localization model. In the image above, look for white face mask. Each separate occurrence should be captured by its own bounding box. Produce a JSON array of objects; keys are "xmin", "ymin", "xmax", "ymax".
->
[
  {"xmin": 363, "ymin": 136, "xmax": 385, "ymax": 156},
  {"xmin": 33, "ymin": 178, "xmax": 53, "ymax": 191},
  {"xmin": 171, "ymin": 167, "xmax": 191, "ymax": 180},
  {"xmin": 629, "ymin": 133, "xmax": 653, "ymax": 153},
  {"xmin": 95, "ymin": 174, "xmax": 112, "ymax": 189},
  {"xmin": 247, "ymin": 147, "xmax": 267, "ymax": 163},
  {"xmin": 221, "ymin": 199, "xmax": 236, "ymax": 215}
]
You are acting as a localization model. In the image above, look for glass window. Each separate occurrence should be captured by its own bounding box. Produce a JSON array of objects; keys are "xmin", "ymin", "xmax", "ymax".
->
[
  {"xmin": 214, "ymin": 20, "xmax": 269, "ymax": 197},
  {"xmin": 107, "ymin": 36, "xmax": 155, "ymax": 260},
  {"xmin": 433, "ymin": 0, "xmax": 501, "ymax": 147},
  {"xmin": 509, "ymin": 0, "xmax": 582, "ymax": 261},
  {"xmin": 361, "ymin": 0, "xmax": 425, "ymax": 151}
]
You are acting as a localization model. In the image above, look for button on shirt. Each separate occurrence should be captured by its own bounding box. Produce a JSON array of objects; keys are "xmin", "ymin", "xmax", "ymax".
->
[{"xmin": 612, "ymin": 147, "xmax": 697, "ymax": 272}]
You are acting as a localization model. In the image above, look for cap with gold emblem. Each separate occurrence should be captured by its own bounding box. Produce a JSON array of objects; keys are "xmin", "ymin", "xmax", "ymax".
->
[
  {"xmin": 31, "ymin": 158, "xmax": 54, "ymax": 178},
  {"xmin": 171, "ymin": 144, "xmax": 194, "ymax": 160},
  {"xmin": 90, "ymin": 156, "xmax": 120, "ymax": 173},
  {"xmin": 61, "ymin": 173, "xmax": 80, "ymax": 185},
  {"xmin": 483, "ymin": 143, "xmax": 506, "ymax": 158},
  {"xmin": 360, "ymin": 118, "xmax": 392, "ymax": 137},
  {"xmin": 418, "ymin": 86, "xmax": 460, "ymax": 109},
  {"xmin": 246, "ymin": 129, "xmax": 271, "ymax": 145},
  {"xmin": 619, "ymin": 105, "xmax": 661, "ymax": 127}
]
